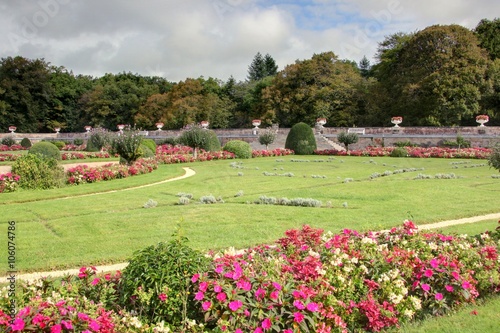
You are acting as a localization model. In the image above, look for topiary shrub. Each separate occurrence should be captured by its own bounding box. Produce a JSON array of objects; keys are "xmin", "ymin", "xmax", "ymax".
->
[
  {"xmin": 51, "ymin": 141, "xmax": 66, "ymax": 150},
  {"xmin": 11, "ymin": 154, "xmax": 65, "ymax": 189},
  {"xmin": 139, "ymin": 144, "xmax": 155, "ymax": 158},
  {"xmin": 285, "ymin": 122, "xmax": 317, "ymax": 155},
  {"xmin": 1, "ymin": 136, "xmax": 16, "ymax": 147},
  {"xmin": 141, "ymin": 138, "xmax": 157, "ymax": 155},
  {"xmin": 118, "ymin": 228, "xmax": 210, "ymax": 329},
  {"xmin": 20, "ymin": 137, "xmax": 32, "ymax": 148},
  {"xmin": 390, "ymin": 147, "xmax": 409, "ymax": 157},
  {"xmin": 88, "ymin": 128, "xmax": 112, "ymax": 151},
  {"xmin": 29, "ymin": 142, "xmax": 61, "ymax": 160},
  {"xmin": 259, "ymin": 129, "xmax": 277, "ymax": 150},
  {"xmin": 203, "ymin": 130, "xmax": 221, "ymax": 152},
  {"xmin": 111, "ymin": 130, "xmax": 143, "ymax": 165},
  {"xmin": 223, "ymin": 140, "xmax": 252, "ymax": 159},
  {"xmin": 488, "ymin": 144, "xmax": 500, "ymax": 172},
  {"xmin": 179, "ymin": 127, "xmax": 211, "ymax": 158},
  {"xmin": 337, "ymin": 132, "xmax": 359, "ymax": 152}
]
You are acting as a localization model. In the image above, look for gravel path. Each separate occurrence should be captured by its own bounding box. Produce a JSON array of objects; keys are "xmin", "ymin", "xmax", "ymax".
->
[{"xmin": 2, "ymin": 211, "xmax": 498, "ymax": 284}]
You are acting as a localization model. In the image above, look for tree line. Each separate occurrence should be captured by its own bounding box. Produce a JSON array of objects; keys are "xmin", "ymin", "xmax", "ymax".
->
[{"xmin": 1, "ymin": 19, "xmax": 499, "ymax": 133}]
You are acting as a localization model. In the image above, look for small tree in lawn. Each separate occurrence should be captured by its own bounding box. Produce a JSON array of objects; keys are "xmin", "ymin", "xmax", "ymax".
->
[
  {"xmin": 179, "ymin": 127, "xmax": 208, "ymax": 159},
  {"xmin": 111, "ymin": 130, "xmax": 143, "ymax": 165},
  {"xmin": 337, "ymin": 131, "xmax": 359, "ymax": 152},
  {"xmin": 258, "ymin": 129, "xmax": 276, "ymax": 150},
  {"xmin": 488, "ymin": 144, "xmax": 500, "ymax": 172}
]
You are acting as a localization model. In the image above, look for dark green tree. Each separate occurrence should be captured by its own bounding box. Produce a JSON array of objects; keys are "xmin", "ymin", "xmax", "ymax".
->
[
  {"xmin": 337, "ymin": 132, "xmax": 359, "ymax": 152},
  {"xmin": 247, "ymin": 52, "xmax": 278, "ymax": 81},
  {"xmin": 359, "ymin": 56, "xmax": 371, "ymax": 78},
  {"xmin": 264, "ymin": 53, "xmax": 278, "ymax": 77},
  {"xmin": 285, "ymin": 122, "xmax": 317, "ymax": 155},
  {"xmin": 475, "ymin": 18, "xmax": 500, "ymax": 60}
]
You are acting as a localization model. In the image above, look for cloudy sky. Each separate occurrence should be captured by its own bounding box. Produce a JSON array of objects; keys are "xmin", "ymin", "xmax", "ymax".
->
[{"xmin": 1, "ymin": 0, "xmax": 498, "ymax": 82}]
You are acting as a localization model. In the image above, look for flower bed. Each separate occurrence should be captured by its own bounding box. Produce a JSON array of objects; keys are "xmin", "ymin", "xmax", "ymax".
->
[
  {"xmin": 315, "ymin": 147, "xmax": 492, "ymax": 159},
  {"xmin": 0, "ymin": 153, "xmax": 20, "ymax": 162},
  {"xmin": 252, "ymin": 148, "xmax": 294, "ymax": 158},
  {"xmin": 1, "ymin": 222, "xmax": 498, "ymax": 332},
  {"xmin": 0, "ymin": 172, "xmax": 20, "ymax": 193},
  {"xmin": 0, "ymin": 144, "xmax": 26, "ymax": 151},
  {"xmin": 61, "ymin": 152, "xmax": 113, "ymax": 160},
  {"xmin": 66, "ymin": 159, "xmax": 158, "ymax": 185}
]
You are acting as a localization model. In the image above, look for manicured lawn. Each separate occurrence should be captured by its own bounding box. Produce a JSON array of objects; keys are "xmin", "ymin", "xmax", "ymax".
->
[{"xmin": 1, "ymin": 155, "xmax": 499, "ymax": 274}]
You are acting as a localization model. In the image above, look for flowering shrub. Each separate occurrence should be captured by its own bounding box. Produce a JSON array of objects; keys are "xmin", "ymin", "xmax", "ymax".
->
[
  {"xmin": 66, "ymin": 159, "xmax": 158, "ymax": 185},
  {"xmin": 252, "ymin": 148, "xmax": 294, "ymax": 158},
  {"xmin": 155, "ymin": 144, "xmax": 235, "ymax": 164},
  {"xmin": 0, "ymin": 153, "xmax": 20, "ymax": 162},
  {"xmin": 0, "ymin": 172, "xmax": 20, "ymax": 193},
  {"xmin": 0, "ymin": 144, "xmax": 26, "ymax": 151},
  {"xmin": 61, "ymin": 152, "xmax": 112, "ymax": 160},
  {"xmin": 315, "ymin": 147, "xmax": 492, "ymax": 159}
]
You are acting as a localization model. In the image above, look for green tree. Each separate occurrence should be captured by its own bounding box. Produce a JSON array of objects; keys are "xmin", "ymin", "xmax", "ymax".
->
[
  {"xmin": 258, "ymin": 129, "xmax": 277, "ymax": 150},
  {"xmin": 285, "ymin": 122, "xmax": 317, "ymax": 155},
  {"xmin": 247, "ymin": 52, "xmax": 278, "ymax": 81},
  {"xmin": 488, "ymin": 144, "xmax": 500, "ymax": 172},
  {"xmin": 337, "ymin": 132, "xmax": 359, "ymax": 152},
  {"xmin": 111, "ymin": 130, "xmax": 143, "ymax": 165},
  {"xmin": 359, "ymin": 56, "xmax": 371, "ymax": 78},
  {"xmin": 179, "ymin": 126, "xmax": 210, "ymax": 158},
  {"xmin": 475, "ymin": 18, "xmax": 500, "ymax": 60}
]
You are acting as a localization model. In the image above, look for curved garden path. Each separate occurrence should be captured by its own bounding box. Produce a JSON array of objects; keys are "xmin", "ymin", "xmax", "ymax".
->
[{"xmin": 1, "ymin": 211, "xmax": 499, "ymax": 284}]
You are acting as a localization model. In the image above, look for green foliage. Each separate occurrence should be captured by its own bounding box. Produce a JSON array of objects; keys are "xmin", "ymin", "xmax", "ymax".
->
[
  {"xmin": 394, "ymin": 140, "xmax": 418, "ymax": 147},
  {"xmin": 162, "ymin": 137, "xmax": 179, "ymax": 146},
  {"xmin": 139, "ymin": 144, "xmax": 155, "ymax": 158},
  {"xmin": 390, "ymin": 147, "xmax": 409, "ymax": 157},
  {"xmin": 141, "ymin": 138, "xmax": 157, "ymax": 154},
  {"xmin": 258, "ymin": 129, "xmax": 277, "ymax": 149},
  {"xmin": 247, "ymin": 52, "xmax": 279, "ymax": 81},
  {"xmin": 89, "ymin": 128, "xmax": 112, "ymax": 151},
  {"xmin": 337, "ymin": 131, "xmax": 359, "ymax": 152},
  {"xmin": 118, "ymin": 228, "xmax": 210, "ymax": 328},
  {"xmin": 111, "ymin": 130, "xmax": 143, "ymax": 165},
  {"xmin": 1, "ymin": 136, "xmax": 16, "ymax": 146},
  {"xmin": 488, "ymin": 144, "xmax": 500, "ymax": 172},
  {"xmin": 204, "ymin": 130, "xmax": 221, "ymax": 152},
  {"xmin": 475, "ymin": 18, "xmax": 500, "ymax": 60},
  {"xmin": 84, "ymin": 139, "xmax": 99, "ymax": 152},
  {"xmin": 20, "ymin": 137, "xmax": 32, "ymax": 148},
  {"xmin": 285, "ymin": 122, "xmax": 317, "ymax": 155},
  {"xmin": 73, "ymin": 138, "xmax": 84, "ymax": 146},
  {"xmin": 442, "ymin": 135, "xmax": 471, "ymax": 148},
  {"xmin": 11, "ymin": 154, "xmax": 64, "ymax": 189},
  {"xmin": 51, "ymin": 141, "xmax": 66, "ymax": 150},
  {"xmin": 223, "ymin": 140, "xmax": 252, "ymax": 159},
  {"xmin": 29, "ymin": 141, "xmax": 61, "ymax": 160},
  {"xmin": 179, "ymin": 127, "xmax": 220, "ymax": 157}
]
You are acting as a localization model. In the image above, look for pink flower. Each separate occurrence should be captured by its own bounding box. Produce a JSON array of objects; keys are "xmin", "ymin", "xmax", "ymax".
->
[
  {"xmin": 78, "ymin": 313, "xmax": 90, "ymax": 321},
  {"xmin": 421, "ymin": 283, "xmax": 431, "ymax": 292},
  {"xmin": 270, "ymin": 290, "xmax": 279, "ymax": 300},
  {"xmin": 435, "ymin": 293, "xmax": 443, "ymax": 301},
  {"xmin": 214, "ymin": 284, "xmax": 222, "ymax": 293},
  {"xmin": 215, "ymin": 265, "xmax": 223, "ymax": 274},
  {"xmin": 254, "ymin": 327, "xmax": 263, "ymax": 333},
  {"xmin": 217, "ymin": 292, "xmax": 227, "ymax": 302},
  {"xmin": 445, "ymin": 285, "xmax": 454, "ymax": 292},
  {"xmin": 430, "ymin": 258, "xmax": 439, "ymax": 268},
  {"xmin": 51, "ymin": 324, "xmax": 62, "ymax": 333},
  {"xmin": 61, "ymin": 320, "xmax": 73, "ymax": 330},
  {"xmin": 89, "ymin": 320, "xmax": 100, "ymax": 331},
  {"xmin": 91, "ymin": 278, "xmax": 100, "ymax": 286},
  {"xmin": 158, "ymin": 293, "xmax": 167, "ymax": 302},
  {"xmin": 293, "ymin": 300, "xmax": 305, "ymax": 310},
  {"xmin": 195, "ymin": 291, "xmax": 205, "ymax": 301},
  {"xmin": 306, "ymin": 302, "xmax": 319, "ymax": 312},
  {"xmin": 272, "ymin": 282, "xmax": 282, "ymax": 290},
  {"xmin": 235, "ymin": 329, "xmax": 243, "ymax": 333},
  {"xmin": 229, "ymin": 300, "xmax": 243, "ymax": 311},
  {"xmin": 11, "ymin": 318, "xmax": 25, "ymax": 331},
  {"xmin": 462, "ymin": 281, "xmax": 471, "ymax": 289},
  {"xmin": 424, "ymin": 269, "xmax": 433, "ymax": 278},
  {"xmin": 293, "ymin": 312, "xmax": 305, "ymax": 323},
  {"xmin": 104, "ymin": 273, "xmax": 111, "ymax": 281},
  {"xmin": 262, "ymin": 318, "xmax": 272, "ymax": 330},
  {"xmin": 255, "ymin": 288, "xmax": 266, "ymax": 299},
  {"xmin": 191, "ymin": 274, "xmax": 200, "ymax": 283},
  {"xmin": 283, "ymin": 330, "xmax": 293, "ymax": 333},
  {"xmin": 202, "ymin": 301, "xmax": 212, "ymax": 311},
  {"xmin": 199, "ymin": 281, "xmax": 208, "ymax": 292},
  {"xmin": 452, "ymin": 271, "xmax": 460, "ymax": 280},
  {"xmin": 237, "ymin": 279, "xmax": 252, "ymax": 291}
]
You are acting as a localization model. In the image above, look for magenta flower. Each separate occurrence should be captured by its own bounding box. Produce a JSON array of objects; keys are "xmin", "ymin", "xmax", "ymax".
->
[
  {"xmin": 199, "ymin": 281, "xmax": 208, "ymax": 292},
  {"xmin": 272, "ymin": 282, "xmax": 282, "ymax": 290},
  {"xmin": 11, "ymin": 318, "xmax": 25, "ymax": 331},
  {"xmin": 293, "ymin": 300, "xmax": 305, "ymax": 310},
  {"xmin": 158, "ymin": 293, "xmax": 167, "ymax": 302},
  {"xmin": 306, "ymin": 302, "xmax": 319, "ymax": 312},
  {"xmin": 421, "ymin": 283, "xmax": 431, "ymax": 292},
  {"xmin": 229, "ymin": 300, "xmax": 243, "ymax": 311},
  {"xmin": 214, "ymin": 284, "xmax": 222, "ymax": 293},
  {"xmin": 195, "ymin": 291, "xmax": 205, "ymax": 301},
  {"xmin": 77, "ymin": 312, "xmax": 90, "ymax": 321},
  {"xmin": 191, "ymin": 274, "xmax": 200, "ymax": 283},
  {"xmin": 51, "ymin": 324, "xmax": 62, "ymax": 333},
  {"xmin": 235, "ymin": 329, "xmax": 243, "ymax": 333},
  {"xmin": 435, "ymin": 293, "xmax": 444, "ymax": 301},
  {"xmin": 293, "ymin": 312, "xmax": 305, "ymax": 323},
  {"xmin": 445, "ymin": 285, "xmax": 454, "ymax": 292},
  {"xmin": 255, "ymin": 288, "xmax": 266, "ymax": 299},
  {"xmin": 430, "ymin": 258, "xmax": 439, "ymax": 268},
  {"xmin": 254, "ymin": 327, "xmax": 263, "ymax": 333},
  {"xmin": 215, "ymin": 265, "xmax": 223, "ymax": 273},
  {"xmin": 462, "ymin": 281, "xmax": 471, "ymax": 289},
  {"xmin": 283, "ymin": 330, "xmax": 293, "ymax": 333},
  {"xmin": 452, "ymin": 271, "xmax": 460, "ymax": 280},
  {"xmin": 61, "ymin": 320, "xmax": 73, "ymax": 330},
  {"xmin": 91, "ymin": 278, "xmax": 100, "ymax": 286},
  {"xmin": 202, "ymin": 301, "xmax": 212, "ymax": 311},
  {"xmin": 424, "ymin": 269, "xmax": 433, "ymax": 278},
  {"xmin": 217, "ymin": 292, "xmax": 227, "ymax": 302},
  {"xmin": 89, "ymin": 320, "xmax": 100, "ymax": 331},
  {"xmin": 270, "ymin": 290, "xmax": 279, "ymax": 300},
  {"xmin": 262, "ymin": 318, "xmax": 272, "ymax": 330}
]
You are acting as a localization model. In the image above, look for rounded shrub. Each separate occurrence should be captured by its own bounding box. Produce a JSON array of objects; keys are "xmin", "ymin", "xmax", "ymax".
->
[
  {"xmin": 29, "ymin": 142, "xmax": 61, "ymax": 160},
  {"xmin": 488, "ymin": 144, "xmax": 500, "ymax": 172},
  {"xmin": 11, "ymin": 154, "xmax": 65, "ymax": 189},
  {"xmin": 20, "ymin": 137, "xmax": 32, "ymax": 148},
  {"xmin": 111, "ymin": 130, "xmax": 143, "ymax": 165},
  {"xmin": 141, "ymin": 138, "xmax": 157, "ymax": 154},
  {"xmin": 202, "ymin": 130, "xmax": 221, "ymax": 152},
  {"xmin": 223, "ymin": 140, "xmax": 252, "ymax": 159},
  {"xmin": 390, "ymin": 147, "xmax": 409, "ymax": 157},
  {"xmin": 139, "ymin": 144, "xmax": 155, "ymax": 158},
  {"xmin": 51, "ymin": 141, "xmax": 66, "ymax": 150},
  {"xmin": 118, "ymin": 230, "xmax": 210, "ymax": 328},
  {"xmin": 162, "ymin": 137, "xmax": 179, "ymax": 145},
  {"xmin": 285, "ymin": 122, "xmax": 317, "ymax": 155},
  {"xmin": 73, "ymin": 138, "xmax": 84, "ymax": 146},
  {"xmin": 1, "ymin": 136, "xmax": 16, "ymax": 147}
]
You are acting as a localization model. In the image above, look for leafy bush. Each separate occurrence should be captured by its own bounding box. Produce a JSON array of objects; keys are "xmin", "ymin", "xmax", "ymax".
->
[
  {"xmin": 51, "ymin": 140, "xmax": 66, "ymax": 150},
  {"xmin": 285, "ymin": 122, "xmax": 317, "ymax": 155},
  {"xmin": 204, "ymin": 130, "xmax": 221, "ymax": 152},
  {"xmin": 29, "ymin": 141, "xmax": 61, "ymax": 160},
  {"xmin": 118, "ymin": 229, "xmax": 210, "ymax": 328},
  {"xmin": 390, "ymin": 147, "xmax": 408, "ymax": 157},
  {"xmin": 20, "ymin": 137, "xmax": 32, "ymax": 148},
  {"xmin": 143, "ymin": 199, "xmax": 158, "ymax": 208},
  {"xmin": 1, "ymin": 136, "xmax": 16, "ymax": 147},
  {"xmin": 111, "ymin": 130, "xmax": 143, "ymax": 165},
  {"xmin": 142, "ymin": 138, "xmax": 157, "ymax": 154},
  {"xmin": 442, "ymin": 135, "xmax": 471, "ymax": 148},
  {"xmin": 73, "ymin": 138, "xmax": 84, "ymax": 146},
  {"xmin": 488, "ymin": 144, "xmax": 500, "ymax": 172},
  {"xmin": 223, "ymin": 140, "xmax": 252, "ymax": 159},
  {"xmin": 11, "ymin": 154, "xmax": 65, "ymax": 189},
  {"xmin": 394, "ymin": 140, "xmax": 418, "ymax": 147},
  {"xmin": 258, "ymin": 129, "xmax": 277, "ymax": 149},
  {"xmin": 88, "ymin": 128, "xmax": 112, "ymax": 151},
  {"xmin": 162, "ymin": 136, "xmax": 179, "ymax": 145},
  {"xmin": 337, "ymin": 131, "xmax": 359, "ymax": 152},
  {"xmin": 179, "ymin": 127, "xmax": 212, "ymax": 158},
  {"xmin": 139, "ymin": 144, "xmax": 155, "ymax": 158}
]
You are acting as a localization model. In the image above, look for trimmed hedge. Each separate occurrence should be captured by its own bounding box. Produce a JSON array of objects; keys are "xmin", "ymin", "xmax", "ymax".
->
[
  {"xmin": 285, "ymin": 122, "xmax": 317, "ymax": 155},
  {"xmin": 223, "ymin": 140, "xmax": 252, "ymax": 159},
  {"xmin": 29, "ymin": 142, "xmax": 61, "ymax": 160}
]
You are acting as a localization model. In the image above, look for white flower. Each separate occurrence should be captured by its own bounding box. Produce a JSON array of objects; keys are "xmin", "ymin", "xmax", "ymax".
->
[
  {"xmin": 361, "ymin": 237, "xmax": 376, "ymax": 244},
  {"xmin": 428, "ymin": 242, "xmax": 438, "ymax": 250},
  {"xmin": 351, "ymin": 257, "xmax": 358, "ymax": 264},
  {"xmin": 404, "ymin": 309, "xmax": 414, "ymax": 318},
  {"xmin": 308, "ymin": 250, "xmax": 320, "ymax": 258}
]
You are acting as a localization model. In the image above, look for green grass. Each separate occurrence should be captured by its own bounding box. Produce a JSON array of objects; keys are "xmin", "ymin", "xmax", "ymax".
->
[
  {"xmin": 432, "ymin": 219, "xmax": 499, "ymax": 236},
  {"xmin": 0, "ymin": 156, "xmax": 499, "ymax": 274}
]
